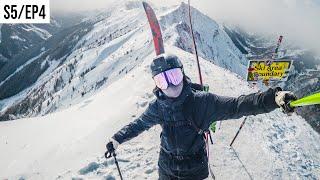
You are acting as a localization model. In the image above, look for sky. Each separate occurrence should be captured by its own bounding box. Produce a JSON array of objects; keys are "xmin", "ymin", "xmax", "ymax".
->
[{"xmin": 52, "ymin": 0, "xmax": 320, "ymax": 55}]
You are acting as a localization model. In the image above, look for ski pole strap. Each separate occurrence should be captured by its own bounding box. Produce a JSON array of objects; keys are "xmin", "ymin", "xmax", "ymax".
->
[
  {"xmin": 105, "ymin": 151, "xmax": 115, "ymax": 159},
  {"xmin": 208, "ymin": 131, "xmax": 214, "ymax": 144},
  {"xmin": 187, "ymin": 118, "xmax": 210, "ymax": 137},
  {"xmin": 105, "ymin": 152, "xmax": 112, "ymax": 158},
  {"xmin": 205, "ymin": 132, "xmax": 209, "ymax": 158}
]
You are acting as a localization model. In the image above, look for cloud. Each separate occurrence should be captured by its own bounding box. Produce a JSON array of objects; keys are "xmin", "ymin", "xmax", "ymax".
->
[
  {"xmin": 51, "ymin": 0, "xmax": 117, "ymax": 12},
  {"xmin": 52, "ymin": 0, "xmax": 320, "ymax": 54},
  {"xmin": 193, "ymin": 0, "xmax": 320, "ymax": 54}
]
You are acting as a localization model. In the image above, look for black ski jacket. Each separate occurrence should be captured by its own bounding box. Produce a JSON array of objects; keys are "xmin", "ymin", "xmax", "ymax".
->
[{"xmin": 112, "ymin": 78, "xmax": 280, "ymax": 156}]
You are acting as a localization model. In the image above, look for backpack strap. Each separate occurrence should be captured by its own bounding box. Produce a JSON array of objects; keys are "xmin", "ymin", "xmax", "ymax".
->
[
  {"xmin": 156, "ymin": 100, "xmax": 164, "ymax": 125},
  {"xmin": 157, "ymin": 100, "xmax": 193, "ymax": 128},
  {"xmin": 184, "ymin": 93, "xmax": 214, "ymax": 147},
  {"xmin": 162, "ymin": 120, "xmax": 192, "ymax": 127},
  {"xmin": 187, "ymin": 116, "xmax": 205, "ymax": 135},
  {"xmin": 190, "ymin": 82, "xmax": 204, "ymax": 91},
  {"xmin": 183, "ymin": 93, "xmax": 206, "ymax": 134}
]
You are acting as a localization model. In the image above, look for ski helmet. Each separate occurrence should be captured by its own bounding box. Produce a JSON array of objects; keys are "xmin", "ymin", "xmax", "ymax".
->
[{"xmin": 150, "ymin": 54, "xmax": 183, "ymax": 77}]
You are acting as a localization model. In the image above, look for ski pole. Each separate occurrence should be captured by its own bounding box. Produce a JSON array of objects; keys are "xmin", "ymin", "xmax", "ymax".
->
[
  {"xmin": 290, "ymin": 92, "xmax": 320, "ymax": 107},
  {"xmin": 265, "ymin": 35, "xmax": 284, "ymax": 86},
  {"xmin": 188, "ymin": 2, "xmax": 215, "ymax": 179},
  {"xmin": 188, "ymin": 0, "xmax": 203, "ymax": 86},
  {"xmin": 229, "ymin": 82, "xmax": 258, "ymax": 147},
  {"xmin": 231, "ymin": 36, "xmax": 284, "ymax": 146},
  {"xmin": 230, "ymin": 116, "xmax": 248, "ymax": 147},
  {"xmin": 105, "ymin": 150, "xmax": 124, "ymax": 180},
  {"xmin": 272, "ymin": 35, "xmax": 283, "ymax": 59}
]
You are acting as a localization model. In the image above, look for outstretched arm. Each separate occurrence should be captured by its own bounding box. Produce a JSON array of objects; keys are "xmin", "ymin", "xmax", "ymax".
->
[
  {"xmin": 205, "ymin": 87, "xmax": 281, "ymax": 124},
  {"xmin": 112, "ymin": 100, "xmax": 160, "ymax": 144}
]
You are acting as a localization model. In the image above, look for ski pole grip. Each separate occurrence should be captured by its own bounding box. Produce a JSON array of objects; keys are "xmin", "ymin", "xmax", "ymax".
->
[{"xmin": 289, "ymin": 101, "xmax": 296, "ymax": 108}]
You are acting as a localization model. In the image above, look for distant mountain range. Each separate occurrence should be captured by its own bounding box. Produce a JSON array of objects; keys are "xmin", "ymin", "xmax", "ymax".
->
[{"xmin": 0, "ymin": 13, "xmax": 85, "ymax": 69}]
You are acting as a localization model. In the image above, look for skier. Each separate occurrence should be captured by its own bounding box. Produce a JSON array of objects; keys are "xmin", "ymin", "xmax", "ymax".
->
[{"xmin": 105, "ymin": 54, "xmax": 297, "ymax": 180}]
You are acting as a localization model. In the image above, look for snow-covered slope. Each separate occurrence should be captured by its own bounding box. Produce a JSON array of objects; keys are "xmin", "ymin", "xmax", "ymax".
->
[
  {"xmin": 0, "ymin": 23, "xmax": 59, "ymax": 60},
  {"xmin": 0, "ymin": 2, "xmax": 319, "ymax": 179},
  {"xmin": 0, "ymin": 45, "xmax": 319, "ymax": 179},
  {"xmin": 0, "ymin": 2, "xmax": 248, "ymax": 121},
  {"xmin": 161, "ymin": 3, "xmax": 247, "ymax": 77}
]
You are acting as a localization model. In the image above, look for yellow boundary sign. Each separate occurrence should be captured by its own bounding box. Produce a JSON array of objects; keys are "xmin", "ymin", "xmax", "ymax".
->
[{"xmin": 246, "ymin": 59, "xmax": 293, "ymax": 82}]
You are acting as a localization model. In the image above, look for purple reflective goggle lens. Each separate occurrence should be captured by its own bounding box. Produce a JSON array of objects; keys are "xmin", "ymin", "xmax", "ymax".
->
[{"xmin": 153, "ymin": 68, "xmax": 183, "ymax": 89}]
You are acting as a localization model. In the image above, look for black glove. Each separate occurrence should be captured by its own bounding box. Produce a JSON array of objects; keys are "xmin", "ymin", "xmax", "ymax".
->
[
  {"xmin": 105, "ymin": 138, "xmax": 119, "ymax": 158},
  {"xmin": 275, "ymin": 91, "xmax": 298, "ymax": 114}
]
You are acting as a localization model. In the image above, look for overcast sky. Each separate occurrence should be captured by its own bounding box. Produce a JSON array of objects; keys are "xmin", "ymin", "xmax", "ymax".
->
[{"xmin": 52, "ymin": 0, "xmax": 320, "ymax": 55}]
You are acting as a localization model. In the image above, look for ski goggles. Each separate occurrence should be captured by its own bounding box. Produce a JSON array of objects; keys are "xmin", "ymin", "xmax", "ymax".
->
[{"xmin": 153, "ymin": 68, "xmax": 183, "ymax": 89}]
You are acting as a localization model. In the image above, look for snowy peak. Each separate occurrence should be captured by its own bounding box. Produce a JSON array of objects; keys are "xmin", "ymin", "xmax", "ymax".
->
[{"xmin": 160, "ymin": 2, "xmax": 248, "ymax": 77}]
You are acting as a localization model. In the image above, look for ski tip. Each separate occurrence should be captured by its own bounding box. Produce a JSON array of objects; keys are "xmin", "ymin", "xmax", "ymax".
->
[
  {"xmin": 142, "ymin": 1, "xmax": 153, "ymax": 11},
  {"xmin": 142, "ymin": 1, "xmax": 148, "ymax": 8}
]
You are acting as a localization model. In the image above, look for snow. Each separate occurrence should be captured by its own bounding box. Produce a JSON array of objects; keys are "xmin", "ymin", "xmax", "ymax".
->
[
  {"xmin": 1, "ymin": 45, "xmax": 319, "ymax": 179},
  {"xmin": 10, "ymin": 35, "xmax": 26, "ymax": 42},
  {"xmin": 0, "ymin": 2, "xmax": 319, "ymax": 179},
  {"xmin": 160, "ymin": 3, "xmax": 248, "ymax": 78},
  {"xmin": 0, "ymin": 52, "xmax": 45, "ymax": 88},
  {"xmin": 0, "ymin": 1, "xmax": 248, "ymax": 120},
  {"xmin": 21, "ymin": 25, "xmax": 52, "ymax": 40}
]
